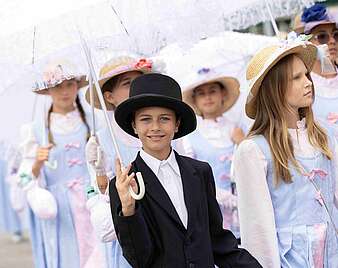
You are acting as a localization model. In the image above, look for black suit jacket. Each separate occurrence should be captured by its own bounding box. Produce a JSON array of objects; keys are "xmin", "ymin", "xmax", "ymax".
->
[{"xmin": 109, "ymin": 151, "xmax": 261, "ymax": 268}]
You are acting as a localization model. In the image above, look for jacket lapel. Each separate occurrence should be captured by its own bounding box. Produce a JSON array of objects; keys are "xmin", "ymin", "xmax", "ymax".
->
[
  {"xmin": 175, "ymin": 152, "xmax": 202, "ymax": 236},
  {"xmin": 133, "ymin": 153, "xmax": 185, "ymax": 230}
]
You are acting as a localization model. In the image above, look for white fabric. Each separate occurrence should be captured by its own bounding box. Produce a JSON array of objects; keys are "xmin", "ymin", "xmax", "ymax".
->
[
  {"xmin": 182, "ymin": 93, "xmax": 252, "ymax": 156},
  {"xmin": 140, "ymin": 149, "xmax": 188, "ymax": 228},
  {"xmin": 85, "ymin": 136, "xmax": 106, "ymax": 174},
  {"xmin": 311, "ymin": 71, "xmax": 338, "ymax": 98},
  {"xmin": 86, "ymin": 194, "xmax": 116, "ymax": 243},
  {"xmin": 233, "ymin": 124, "xmax": 338, "ymax": 268},
  {"xmin": 49, "ymin": 108, "xmax": 83, "ymax": 135},
  {"xmin": 7, "ymin": 173, "xmax": 26, "ymax": 213},
  {"xmin": 23, "ymin": 180, "xmax": 57, "ymax": 219}
]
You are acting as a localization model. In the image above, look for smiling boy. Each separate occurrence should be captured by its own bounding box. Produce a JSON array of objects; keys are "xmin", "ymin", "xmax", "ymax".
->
[{"xmin": 109, "ymin": 73, "xmax": 261, "ymax": 268}]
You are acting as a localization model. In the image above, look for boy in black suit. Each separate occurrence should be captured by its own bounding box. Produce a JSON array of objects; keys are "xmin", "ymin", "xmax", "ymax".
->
[{"xmin": 109, "ymin": 73, "xmax": 261, "ymax": 268}]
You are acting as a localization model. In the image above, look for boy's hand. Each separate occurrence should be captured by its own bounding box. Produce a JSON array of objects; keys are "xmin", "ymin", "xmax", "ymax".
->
[
  {"xmin": 115, "ymin": 158, "xmax": 138, "ymax": 216},
  {"xmin": 231, "ymin": 127, "xmax": 245, "ymax": 145}
]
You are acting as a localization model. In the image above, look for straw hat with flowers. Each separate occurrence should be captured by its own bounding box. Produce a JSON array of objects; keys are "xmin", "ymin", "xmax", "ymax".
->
[
  {"xmin": 245, "ymin": 37, "xmax": 317, "ymax": 119},
  {"xmin": 33, "ymin": 59, "xmax": 88, "ymax": 94},
  {"xmin": 85, "ymin": 56, "xmax": 152, "ymax": 110},
  {"xmin": 182, "ymin": 66, "xmax": 240, "ymax": 116}
]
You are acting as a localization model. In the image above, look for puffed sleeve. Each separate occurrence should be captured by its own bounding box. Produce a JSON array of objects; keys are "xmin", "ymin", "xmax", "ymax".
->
[
  {"xmin": 181, "ymin": 136, "xmax": 195, "ymax": 158},
  {"xmin": 233, "ymin": 139, "xmax": 281, "ymax": 268},
  {"xmin": 18, "ymin": 123, "xmax": 42, "ymax": 182}
]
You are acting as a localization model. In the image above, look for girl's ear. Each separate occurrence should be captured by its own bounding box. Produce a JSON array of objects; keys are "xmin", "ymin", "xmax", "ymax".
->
[{"xmin": 103, "ymin": 91, "xmax": 115, "ymax": 106}]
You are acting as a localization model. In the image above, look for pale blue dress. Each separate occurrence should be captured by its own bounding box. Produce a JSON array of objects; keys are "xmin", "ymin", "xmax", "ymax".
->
[{"xmin": 252, "ymin": 133, "xmax": 338, "ymax": 267}]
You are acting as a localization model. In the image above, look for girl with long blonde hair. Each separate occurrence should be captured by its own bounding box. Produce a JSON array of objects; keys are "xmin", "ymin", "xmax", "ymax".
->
[{"xmin": 233, "ymin": 40, "xmax": 338, "ymax": 267}]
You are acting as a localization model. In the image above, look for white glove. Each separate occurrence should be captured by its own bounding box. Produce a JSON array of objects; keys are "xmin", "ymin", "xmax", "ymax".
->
[
  {"xmin": 23, "ymin": 180, "xmax": 57, "ymax": 219},
  {"xmin": 86, "ymin": 136, "xmax": 106, "ymax": 176},
  {"xmin": 86, "ymin": 194, "xmax": 116, "ymax": 242},
  {"xmin": 216, "ymin": 188, "xmax": 237, "ymax": 210}
]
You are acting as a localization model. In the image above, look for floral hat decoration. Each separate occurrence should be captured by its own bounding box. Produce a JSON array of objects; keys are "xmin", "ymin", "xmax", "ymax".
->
[
  {"xmin": 182, "ymin": 66, "xmax": 240, "ymax": 116},
  {"xmin": 245, "ymin": 33, "xmax": 317, "ymax": 119},
  {"xmin": 85, "ymin": 56, "xmax": 153, "ymax": 110},
  {"xmin": 301, "ymin": 3, "xmax": 337, "ymax": 34},
  {"xmin": 32, "ymin": 59, "xmax": 88, "ymax": 94}
]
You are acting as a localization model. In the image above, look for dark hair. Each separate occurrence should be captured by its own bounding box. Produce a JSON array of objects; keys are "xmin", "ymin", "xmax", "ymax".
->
[
  {"xmin": 102, "ymin": 74, "xmax": 123, "ymax": 94},
  {"xmin": 47, "ymin": 94, "xmax": 90, "ymax": 144}
]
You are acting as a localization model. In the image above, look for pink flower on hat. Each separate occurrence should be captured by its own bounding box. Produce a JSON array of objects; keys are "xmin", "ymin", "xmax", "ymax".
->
[
  {"xmin": 134, "ymin": 58, "xmax": 152, "ymax": 70},
  {"xmin": 42, "ymin": 64, "xmax": 75, "ymax": 87}
]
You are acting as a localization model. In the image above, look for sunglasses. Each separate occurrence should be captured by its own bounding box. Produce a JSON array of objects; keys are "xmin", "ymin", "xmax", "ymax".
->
[{"xmin": 313, "ymin": 30, "xmax": 338, "ymax": 44}]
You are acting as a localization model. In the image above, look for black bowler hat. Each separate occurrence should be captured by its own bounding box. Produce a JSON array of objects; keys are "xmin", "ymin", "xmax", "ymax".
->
[{"xmin": 114, "ymin": 73, "xmax": 197, "ymax": 139}]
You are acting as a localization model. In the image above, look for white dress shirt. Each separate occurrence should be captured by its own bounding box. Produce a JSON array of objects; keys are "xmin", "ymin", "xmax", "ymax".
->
[{"xmin": 140, "ymin": 149, "xmax": 188, "ymax": 228}]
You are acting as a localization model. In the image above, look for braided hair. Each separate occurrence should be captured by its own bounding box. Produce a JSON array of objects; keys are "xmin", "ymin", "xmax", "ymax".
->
[{"xmin": 47, "ymin": 94, "xmax": 90, "ymax": 145}]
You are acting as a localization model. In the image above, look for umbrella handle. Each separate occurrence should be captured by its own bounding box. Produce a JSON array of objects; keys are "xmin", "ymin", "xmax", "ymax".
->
[
  {"xmin": 94, "ymin": 145, "xmax": 103, "ymax": 169},
  {"xmin": 45, "ymin": 159, "xmax": 58, "ymax": 170},
  {"xmin": 129, "ymin": 172, "xmax": 145, "ymax": 200}
]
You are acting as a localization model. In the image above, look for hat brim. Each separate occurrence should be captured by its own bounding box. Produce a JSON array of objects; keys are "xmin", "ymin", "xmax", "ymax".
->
[
  {"xmin": 33, "ymin": 75, "xmax": 88, "ymax": 95},
  {"xmin": 183, "ymin": 76, "xmax": 240, "ymax": 116},
  {"xmin": 114, "ymin": 94, "xmax": 197, "ymax": 139},
  {"xmin": 85, "ymin": 67, "xmax": 151, "ymax": 111},
  {"xmin": 304, "ymin": 21, "xmax": 336, "ymax": 34},
  {"xmin": 246, "ymin": 43, "xmax": 317, "ymax": 119}
]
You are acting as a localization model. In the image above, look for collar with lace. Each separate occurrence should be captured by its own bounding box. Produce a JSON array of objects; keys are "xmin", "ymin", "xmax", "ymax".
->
[
  {"xmin": 50, "ymin": 108, "xmax": 80, "ymax": 120},
  {"xmin": 140, "ymin": 148, "xmax": 180, "ymax": 177}
]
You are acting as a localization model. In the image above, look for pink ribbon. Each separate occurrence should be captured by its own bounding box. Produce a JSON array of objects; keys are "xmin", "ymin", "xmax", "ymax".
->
[
  {"xmin": 219, "ymin": 154, "xmax": 233, "ymax": 162},
  {"xmin": 327, "ymin": 112, "xmax": 338, "ymax": 124},
  {"xmin": 64, "ymin": 142, "xmax": 81, "ymax": 151},
  {"xmin": 66, "ymin": 178, "xmax": 83, "ymax": 189},
  {"xmin": 67, "ymin": 158, "xmax": 83, "ymax": 167},
  {"xmin": 220, "ymin": 173, "xmax": 231, "ymax": 181},
  {"xmin": 303, "ymin": 168, "xmax": 328, "ymax": 181}
]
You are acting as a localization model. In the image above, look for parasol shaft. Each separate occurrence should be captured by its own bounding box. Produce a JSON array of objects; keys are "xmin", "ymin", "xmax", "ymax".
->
[{"xmin": 78, "ymin": 29, "xmax": 125, "ymax": 167}]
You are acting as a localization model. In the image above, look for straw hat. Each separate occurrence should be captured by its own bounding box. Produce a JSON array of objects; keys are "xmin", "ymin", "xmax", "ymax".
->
[
  {"xmin": 85, "ymin": 56, "xmax": 152, "ymax": 110},
  {"xmin": 245, "ymin": 41, "xmax": 317, "ymax": 119},
  {"xmin": 182, "ymin": 67, "xmax": 240, "ymax": 116},
  {"xmin": 33, "ymin": 59, "xmax": 88, "ymax": 94}
]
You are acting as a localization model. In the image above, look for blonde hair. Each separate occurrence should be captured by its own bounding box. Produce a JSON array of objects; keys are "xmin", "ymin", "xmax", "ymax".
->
[{"xmin": 248, "ymin": 54, "xmax": 332, "ymax": 184}]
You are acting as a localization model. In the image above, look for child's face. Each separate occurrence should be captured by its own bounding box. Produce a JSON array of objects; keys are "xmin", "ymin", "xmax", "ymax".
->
[
  {"xmin": 48, "ymin": 79, "xmax": 78, "ymax": 111},
  {"xmin": 104, "ymin": 71, "xmax": 142, "ymax": 107},
  {"xmin": 310, "ymin": 24, "xmax": 338, "ymax": 63},
  {"xmin": 133, "ymin": 106, "xmax": 179, "ymax": 156},
  {"xmin": 285, "ymin": 56, "xmax": 313, "ymax": 111},
  {"xmin": 193, "ymin": 82, "xmax": 225, "ymax": 118}
]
